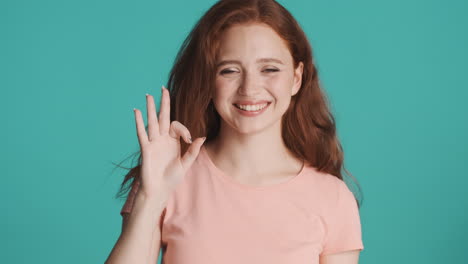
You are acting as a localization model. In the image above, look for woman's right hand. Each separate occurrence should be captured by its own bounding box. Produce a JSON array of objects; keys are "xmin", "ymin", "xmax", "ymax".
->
[{"xmin": 133, "ymin": 85, "xmax": 206, "ymax": 204}]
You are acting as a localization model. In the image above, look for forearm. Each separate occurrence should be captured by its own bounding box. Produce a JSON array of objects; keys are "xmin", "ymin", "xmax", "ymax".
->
[
  {"xmin": 106, "ymin": 192, "xmax": 165, "ymax": 264},
  {"xmin": 148, "ymin": 225, "xmax": 163, "ymax": 264}
]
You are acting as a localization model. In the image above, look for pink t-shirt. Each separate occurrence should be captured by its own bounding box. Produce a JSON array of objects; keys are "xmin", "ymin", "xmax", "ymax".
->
[{"xmin": 120, "ymin": 145, "xmax": 364, "ymax": 263}]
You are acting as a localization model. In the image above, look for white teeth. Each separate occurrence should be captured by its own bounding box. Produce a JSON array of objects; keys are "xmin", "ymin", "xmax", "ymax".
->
[{"xmin": 235, "ymin": 103, "xmax": 268, "ymax": 111}]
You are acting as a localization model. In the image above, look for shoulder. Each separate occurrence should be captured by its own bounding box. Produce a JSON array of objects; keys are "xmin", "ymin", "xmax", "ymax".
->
[
  {"xmin": 299, "ymin": 167, "xmax": 356, "ymax": 213},
  {"xmin": 306, "ymin": 167, "xmax": 347, "ymax": 196}
]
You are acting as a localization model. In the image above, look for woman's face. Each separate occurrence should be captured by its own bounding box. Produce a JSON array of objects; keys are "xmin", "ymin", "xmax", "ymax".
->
[{"xmin": 213, "ymin": 23, "xmax": 303, "ymax": 135}]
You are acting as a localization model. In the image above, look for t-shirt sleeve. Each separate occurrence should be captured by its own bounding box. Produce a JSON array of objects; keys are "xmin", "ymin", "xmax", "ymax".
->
[
  {"xmin": 320, "ymin": 179, "xmax": 364, "ymax": 255},
  {"xmin": 120, "ymin": 178, "xmax": 141, "ymax": 217}
]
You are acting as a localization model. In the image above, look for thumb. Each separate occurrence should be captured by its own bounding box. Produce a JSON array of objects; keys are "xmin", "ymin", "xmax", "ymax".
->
[{"xmin": 180, "ymin": 137, "xmax": 206, "ymax": 170}]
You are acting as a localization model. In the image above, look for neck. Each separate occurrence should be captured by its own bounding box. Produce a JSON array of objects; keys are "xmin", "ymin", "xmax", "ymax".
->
[{"xmin": 204, "ymin": 119, "xmax": 304, "ymax": 182}]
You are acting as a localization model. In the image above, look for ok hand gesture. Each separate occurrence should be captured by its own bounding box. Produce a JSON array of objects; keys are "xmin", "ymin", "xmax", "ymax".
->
[{"xmin": 133, "ymin": 86, "xmax": 206, "ymax": 202}]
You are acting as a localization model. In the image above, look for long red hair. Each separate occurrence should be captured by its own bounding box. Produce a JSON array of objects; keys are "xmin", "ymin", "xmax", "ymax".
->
[{"xmin": 114, "ymin": 0, "xmax": 363, "ymax": 208}]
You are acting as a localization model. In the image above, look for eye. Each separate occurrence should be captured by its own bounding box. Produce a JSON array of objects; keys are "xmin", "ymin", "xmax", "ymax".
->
[
  {"xmin": 220, "ymin": 69, "xmax": 238, "ymax": 75},
  {"xmin": 263, "ymin": 68, "xmax": 279, "ymax": 73}
]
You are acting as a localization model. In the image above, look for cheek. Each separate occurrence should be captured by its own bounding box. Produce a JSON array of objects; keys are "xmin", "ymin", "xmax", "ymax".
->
[
  {"xmin": 215, "ymin": 77, "xmax": 240, "ymax": 95},
  {"xmin": 214, "ymin": 78, "xmax": 236, "ymax": 106},
  {"xmin": 265, "ymin": 74, "xmax": 293, "ymax": 97}
]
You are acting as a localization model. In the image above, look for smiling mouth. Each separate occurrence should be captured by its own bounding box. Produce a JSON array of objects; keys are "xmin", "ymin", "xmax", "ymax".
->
[{"xmin": 233, "ymin": 102, "xmax": 271, "ymax": 112}]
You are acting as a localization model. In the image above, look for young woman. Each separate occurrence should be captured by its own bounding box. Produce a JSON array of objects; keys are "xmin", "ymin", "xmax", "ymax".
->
[{"xmin": 106, "ymin": 0, "xmax": 364, "ymax": 263}]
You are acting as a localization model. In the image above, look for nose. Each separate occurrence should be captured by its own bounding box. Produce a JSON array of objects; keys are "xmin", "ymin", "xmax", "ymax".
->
[{"xmin": 238, "ymin": 71, "xmax": 261, "ymax": 96}]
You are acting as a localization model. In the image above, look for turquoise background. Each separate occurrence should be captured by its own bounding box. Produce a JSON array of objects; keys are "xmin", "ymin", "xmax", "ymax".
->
[{"xmin": 2, "ymin": 0, "xmax": 467, "ymax": 263}]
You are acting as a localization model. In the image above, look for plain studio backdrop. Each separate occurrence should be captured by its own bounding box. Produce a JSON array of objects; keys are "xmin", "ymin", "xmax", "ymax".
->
[{"xmin": 2, "ymin": 0, "xmax": 467, "ymax": 263}]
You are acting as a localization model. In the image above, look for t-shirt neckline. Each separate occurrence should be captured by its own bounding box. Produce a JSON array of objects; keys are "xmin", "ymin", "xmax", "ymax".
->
[{"xmin": 200, "ymin": 145, "xmax": 307, "ymax": 191}]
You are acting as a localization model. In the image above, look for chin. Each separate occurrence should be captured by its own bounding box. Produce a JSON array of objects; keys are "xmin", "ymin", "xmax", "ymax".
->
[{"xmin": 234, "ymin": 119, "xmax": 281, "ymax": 135}]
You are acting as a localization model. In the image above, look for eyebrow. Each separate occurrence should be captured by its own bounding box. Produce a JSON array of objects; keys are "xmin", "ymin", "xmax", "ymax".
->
[{"xmin": 216, "ymin": 58, "xmax": 284, "ymax": 68}]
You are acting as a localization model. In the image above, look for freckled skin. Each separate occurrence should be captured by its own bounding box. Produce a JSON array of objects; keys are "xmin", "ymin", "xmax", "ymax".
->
[
  {"xmin": 213, "ymin": 23, "xmax": 303, "ymax": 135},
  {"xmin": 206, "ymin": 22, "xmax": 305, "ymax": 187}
]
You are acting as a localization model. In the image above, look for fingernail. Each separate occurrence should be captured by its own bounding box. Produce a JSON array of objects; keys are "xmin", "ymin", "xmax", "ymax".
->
[
  {"xmin": 202, "ymin": 137, "xmax": 207, "ymax": 141},
  {"xmin": 188, "ymin": 137, "xmax": 192, "ymax": 143},
  {"xmin": 146, "ymin": 93, "xmax": 149, "ymax": 97}
]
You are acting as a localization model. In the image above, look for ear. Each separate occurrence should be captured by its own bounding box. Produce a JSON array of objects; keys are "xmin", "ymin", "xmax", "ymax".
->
[{"xmin": 291, "ymin": 61, "xmax": 304, "ymax": 96}]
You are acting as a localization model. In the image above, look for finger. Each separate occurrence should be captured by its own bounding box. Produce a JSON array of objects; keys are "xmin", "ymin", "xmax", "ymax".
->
[
  {"xmin": 159, "ymin": 85, "xmax": 170, "ymax": 135},
  {"xmin": 169, "ymin": 121, "xmax": 192, "ymax": 144},
  {"xmin": 134, "ymin": 108, "xmax": 149, "ymax": 146},
  {"xmin": 146, "ymin": 93, "xmax": 160, "ymax": 140},
  {"xmin": 181, "ymin": 137, "xmax": 207, "ymax": 170}
]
